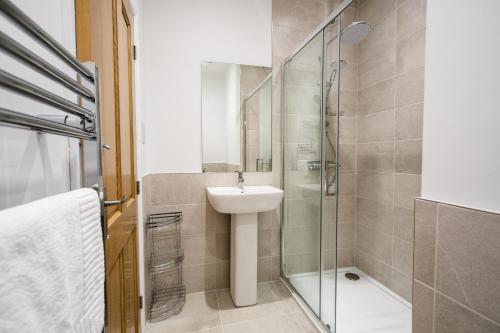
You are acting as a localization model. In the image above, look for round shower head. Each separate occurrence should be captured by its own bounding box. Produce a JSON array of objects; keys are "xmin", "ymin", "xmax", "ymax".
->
[{"xmin": 341, "ymin": 21, "xmax": 371, "ymax": 44}]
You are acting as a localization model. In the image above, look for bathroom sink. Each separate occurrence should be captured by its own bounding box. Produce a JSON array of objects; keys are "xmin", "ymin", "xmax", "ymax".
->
[
  {"xmin": 206, "ymin": 186, "xmax": 283, "ymax": 214},
  {"xmin": 206, "ymin": 185, "xmax": 283, "ymax": 307}
]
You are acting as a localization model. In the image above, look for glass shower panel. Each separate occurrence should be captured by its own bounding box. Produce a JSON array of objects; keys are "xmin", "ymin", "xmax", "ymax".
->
[
  {"xmin": 282, "ymin": 30, "xmax": 324, "ymax": 316},
  {"xmin": 321, "ymin": 18, "xmax": 340, "ymax": 329}
]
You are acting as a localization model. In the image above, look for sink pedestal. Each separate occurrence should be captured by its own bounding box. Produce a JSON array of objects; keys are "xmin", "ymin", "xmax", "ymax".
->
[
  {"xmin": 206, "ymin": 186, "xmax": 283, "ymax": 307},
  {"xmin": 230, "ymin": 212, "xmax": 258, "ymax": 306}
]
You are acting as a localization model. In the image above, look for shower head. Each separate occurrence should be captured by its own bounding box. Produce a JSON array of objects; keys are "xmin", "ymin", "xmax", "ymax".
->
[{"xmin": 341, "ymin": 21, "xmax": 371, "ymax": 44}]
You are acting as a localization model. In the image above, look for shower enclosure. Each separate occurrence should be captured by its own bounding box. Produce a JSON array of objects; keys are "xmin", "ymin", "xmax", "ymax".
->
[
  {"xmin": 281, "ymin": 10, "xmax": 342, "ymax": 329},
  {"xmin": 281, "ymin": 1, "xmax": 413, "ymax": 332}
]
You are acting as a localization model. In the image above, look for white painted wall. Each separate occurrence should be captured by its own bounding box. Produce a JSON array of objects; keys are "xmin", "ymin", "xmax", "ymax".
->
[
  {"xmin": 201, "ymin": 63, "xmax": 241, "ymax": 166},
  {"xmin": 202, "ymin": 66, "xmax": 229, "ymax": 163},
  {"xmin": 422, "ymin": 0, "xmax": 500, "ymax": 212},
  {"xmin": 0, "ymin": 0, "xmax": 79, "ymax": 209},
  {"xmin": 140, "ymin": 0, "xmax": 272, "ymax": 173}
]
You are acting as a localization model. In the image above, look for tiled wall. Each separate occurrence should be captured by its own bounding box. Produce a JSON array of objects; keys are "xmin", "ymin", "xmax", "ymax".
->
[
  {"xmin": 142, "ymin": 172, "xmax": 280, "ymax": 295},
  {"xmin": 413, "ymin": 198, "xmax": 500, "ymax": 332},
  {"xmin": 333, "ymin": 3, "xmax": 360, "ymax": 269},
  {"xmin": 352, "ymin": 0, "xmax": 426, "ymax": 302}
]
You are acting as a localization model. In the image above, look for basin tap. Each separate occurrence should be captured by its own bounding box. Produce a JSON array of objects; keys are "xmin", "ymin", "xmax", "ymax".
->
[{"xmin": 235, "ymin": 171, "xmax": 244, "ymax": 192}]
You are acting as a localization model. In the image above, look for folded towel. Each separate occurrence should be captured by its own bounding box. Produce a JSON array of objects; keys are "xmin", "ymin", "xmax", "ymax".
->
[{"xmin": 0, "ymin": 189, "xmax": 104, "ymax": 333}]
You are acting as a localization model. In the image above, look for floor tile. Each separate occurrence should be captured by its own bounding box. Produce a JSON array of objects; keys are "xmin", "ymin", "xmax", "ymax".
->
[
  {"xmin": 216, "ymin": 281, "xmax": 291, "ymax": 325},
  {"xmin": 146, "ymin": 291, "xmax": 220, "ymax": 333}
]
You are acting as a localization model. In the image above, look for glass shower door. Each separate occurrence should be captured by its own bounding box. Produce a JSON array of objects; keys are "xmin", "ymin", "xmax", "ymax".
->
[
  {"xmin": 282, "ymin": 17, "xmax": 341, "ymax": 331},
  {"xmin": 282, "ymin": 30, "xmax": 324, "ymax": 316}
]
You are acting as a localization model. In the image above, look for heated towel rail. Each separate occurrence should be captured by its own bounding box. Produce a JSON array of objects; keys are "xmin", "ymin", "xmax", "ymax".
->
[{"xmin": 0, "ymin": 0, "xmax": 106, "ymax": 331}]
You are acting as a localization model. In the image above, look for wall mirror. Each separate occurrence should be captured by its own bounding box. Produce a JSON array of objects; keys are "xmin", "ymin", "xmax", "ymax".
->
[{"xmin": 201, "ymin": 62, "xmax": 272, "ymax": 172}]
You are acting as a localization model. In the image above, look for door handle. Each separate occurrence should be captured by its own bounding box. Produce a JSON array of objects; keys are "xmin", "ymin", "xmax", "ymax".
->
[
  {"xmin": 104, "ymin": 195, "xmax": 129, "ymax": 207},
  {"xmin": 102, "ymin": 144, "xmax": 111, "ymax": 150}
]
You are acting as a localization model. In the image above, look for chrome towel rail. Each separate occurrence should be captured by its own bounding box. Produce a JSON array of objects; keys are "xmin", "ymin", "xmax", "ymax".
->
[
  {"xmin": 0, "ymin": 69, "xmax": 95, "ymax": 120},
  {"xmin": 0, "ymin": 0, "xmax": 106, "ymax": 330},
  {"xmin": 0, "ymin": 0, "xmax": 94, "ymax": 82},
  {"xmin": 0, "ymin": 107, "xmax": 96, "ymax": 140},
  {"xmin": 0, "ymin": 31, "xmax": 95, "ymax": 101}
]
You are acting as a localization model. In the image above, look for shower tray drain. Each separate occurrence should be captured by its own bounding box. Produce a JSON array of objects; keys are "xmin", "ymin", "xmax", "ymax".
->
[{"xmin": 345, "ymin": 272, "xmax": 360, "ymax": 281}]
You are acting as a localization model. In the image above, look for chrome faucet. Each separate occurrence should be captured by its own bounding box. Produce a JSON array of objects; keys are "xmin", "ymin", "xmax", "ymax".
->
[{"xmin": 235, "ymin": 171, "xmax": 244, "ymax": 192}]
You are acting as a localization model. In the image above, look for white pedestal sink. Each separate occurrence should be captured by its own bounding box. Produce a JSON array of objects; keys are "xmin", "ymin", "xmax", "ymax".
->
[{"xmin": 206, "ymin": 186, "xmax": 283, "ymax": 306}]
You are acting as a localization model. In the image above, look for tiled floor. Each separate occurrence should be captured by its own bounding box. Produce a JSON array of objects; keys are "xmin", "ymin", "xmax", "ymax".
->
[{"xmin": 145, "ymin": 281, "xmax": 318, "ymax": 333}]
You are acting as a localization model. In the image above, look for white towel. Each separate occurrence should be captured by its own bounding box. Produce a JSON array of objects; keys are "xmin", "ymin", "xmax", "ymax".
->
[{"xmin": 0, "ymin": 189, "xmax": 104, "ymax": 333}]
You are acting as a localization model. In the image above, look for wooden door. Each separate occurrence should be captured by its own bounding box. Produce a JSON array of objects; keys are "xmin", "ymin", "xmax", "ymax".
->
[{"xmin": 75, "ymin": 0, "xmax": 140, "ymax": 332}]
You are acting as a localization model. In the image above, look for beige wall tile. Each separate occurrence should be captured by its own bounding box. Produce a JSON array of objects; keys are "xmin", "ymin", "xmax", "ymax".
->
[
  {"xmin": 435, "ymin": 293, "xmax": 500, "ymax": 333},
  {"xmin": 216, "ymin": 262, "xmax": 230, "ymax": 289},
  {"xmin": 396, "ymin": 102, "xmax": 423, "ymax": 140},
  {"xmin": 393, "ymin": 238, "xmax": 413, "ymax": 277},
  {"xmin": 357, "ymin": 110, "xmax": 395, "ymax": 143},
  {"xmin": 397, "ymin": 0, "xmax": 426, "ymax": 40},
  {"xmin": 215, "ymin": 233, "xmax": 230, "ymax": 263},
  {"xmin": 357, "ymin": 141, "xmax": 395, "ymax": 173},
  {"xmin": 359, "ymin": 0, "xmax": 396, "ymax": 26},
  {"xmin": 394, "ymin": 206, "xmax": 414, "ymax": 242},
  {"xmin": 284, "ymin": 226, "xmax": 320, "ymax": 254},
  {"xmin": 283, "ymin": 252, "xmax": 319, "ymax": 275},
  {"xmin": 358, "ymin": 52, "xmax": 396, "ymax": 89},
  {"xmin": 214, "ymin": 211, "xmax": 230, "ymax": 233},
  {"xmin": 271, "ymin": 229, "xmax": 280, "ymax": 257},
  {"xmin": 258, "ymin": 230, "xmax": 272, "ymax": 257},
  {"xmin": 356, "ymin": 197, "xmax": 394, "ymax": 234},
  {"xmin": 339, "ymin": 170, "xmax": 356, "ymax": 196},
  {"xmin": 340, "ymin": 63, "xmax": 359, "ymax": 91},
  {"xmin": 395, "ymin": 139, "xmax": 422, "ymax": 174},
  {"xmin": 183, "ymin": 235, "xmax": 216, "ymax": 265},
  {"xmin": 359, "ymin": 11, "xmax": 396, "ymax": 64},
  {"xmin": 272, "ymin": 0, "xmax": 327, "ymax": 32},
  {"xmin": 414, "ymin": 199, "xmax": 437, "ymax": 286},
  {"xmin": 339, "ymin": 143, "xmax": 356, "ymax": 171},
  {"xmin": 150, "ymin": 173, "xmax": 206, "ymax": 205},
  {"xmin": 338, "ymin": 222, "xmax": 354, "ymax": 248},
  {"xmin": 355, "ymin": 248, "xmax": 392, "ymax": 287},
  {"xmin": 338, "ymin": 248, "xmax": 355, "ymax": 267},
  {"xmin": 396, "ymin": 67, "xmax": 424, "ymax": 107},
  {"xmin": 258, "ymin": 257, "xmax": 272, "ymax": 282},
  {"xmin": 339, "ymin": 116, "xmax": 357, "ymax": 144},
  {"xmin": 356, "ymin": 172, "xmax": 394, "ymax": 205},
  {"xmin": 258, "ymin": 211, "xmax": 273, "ymax": 231},
  {"xmin": 272, "ymin": 25, "xmax": 313, "ymax": 59},
  {"xmin": 338, "ymin": 196, "xmax": 355, "ymax": 223},
  {"xmin": 412, "ymin": 280, "xmax": 434, "ymax": 333},
  {"xmin": 358, "ymin": 13, "xmax": 397, "ymax": 87},
  {"xmin": 436, "ymin": 204, "xmax": 500, "ymax": 323},
  {"xmin": 394, "ymin": 173, "xmax": 421, "ymax": 209},
  {"xmin": 358, "ymin": 79, "xmax": 395, "ymax": 115},
  {"xmin": 356, "ymin": 224, "xmax": 393, "ymax": 264},
  {"xmin": 183, "ymin": 264, "xmax": 217, "ymax": 293},
  {"xmin": 271, "ymin": 256, "xmax": 281, "ymax": 280},
  {"xmin": 390, "ymin": 269, "xmax": 412, "ymax": 302},
  {"xmin": 396, "ymin": 28, "xmax": 426, "ymax": 74}
]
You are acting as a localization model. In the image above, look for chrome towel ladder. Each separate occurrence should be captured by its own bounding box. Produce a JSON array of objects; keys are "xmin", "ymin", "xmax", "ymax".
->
[{"xmin": 0, "ymin": 0, "xmax": 107, "ymax": 331}]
